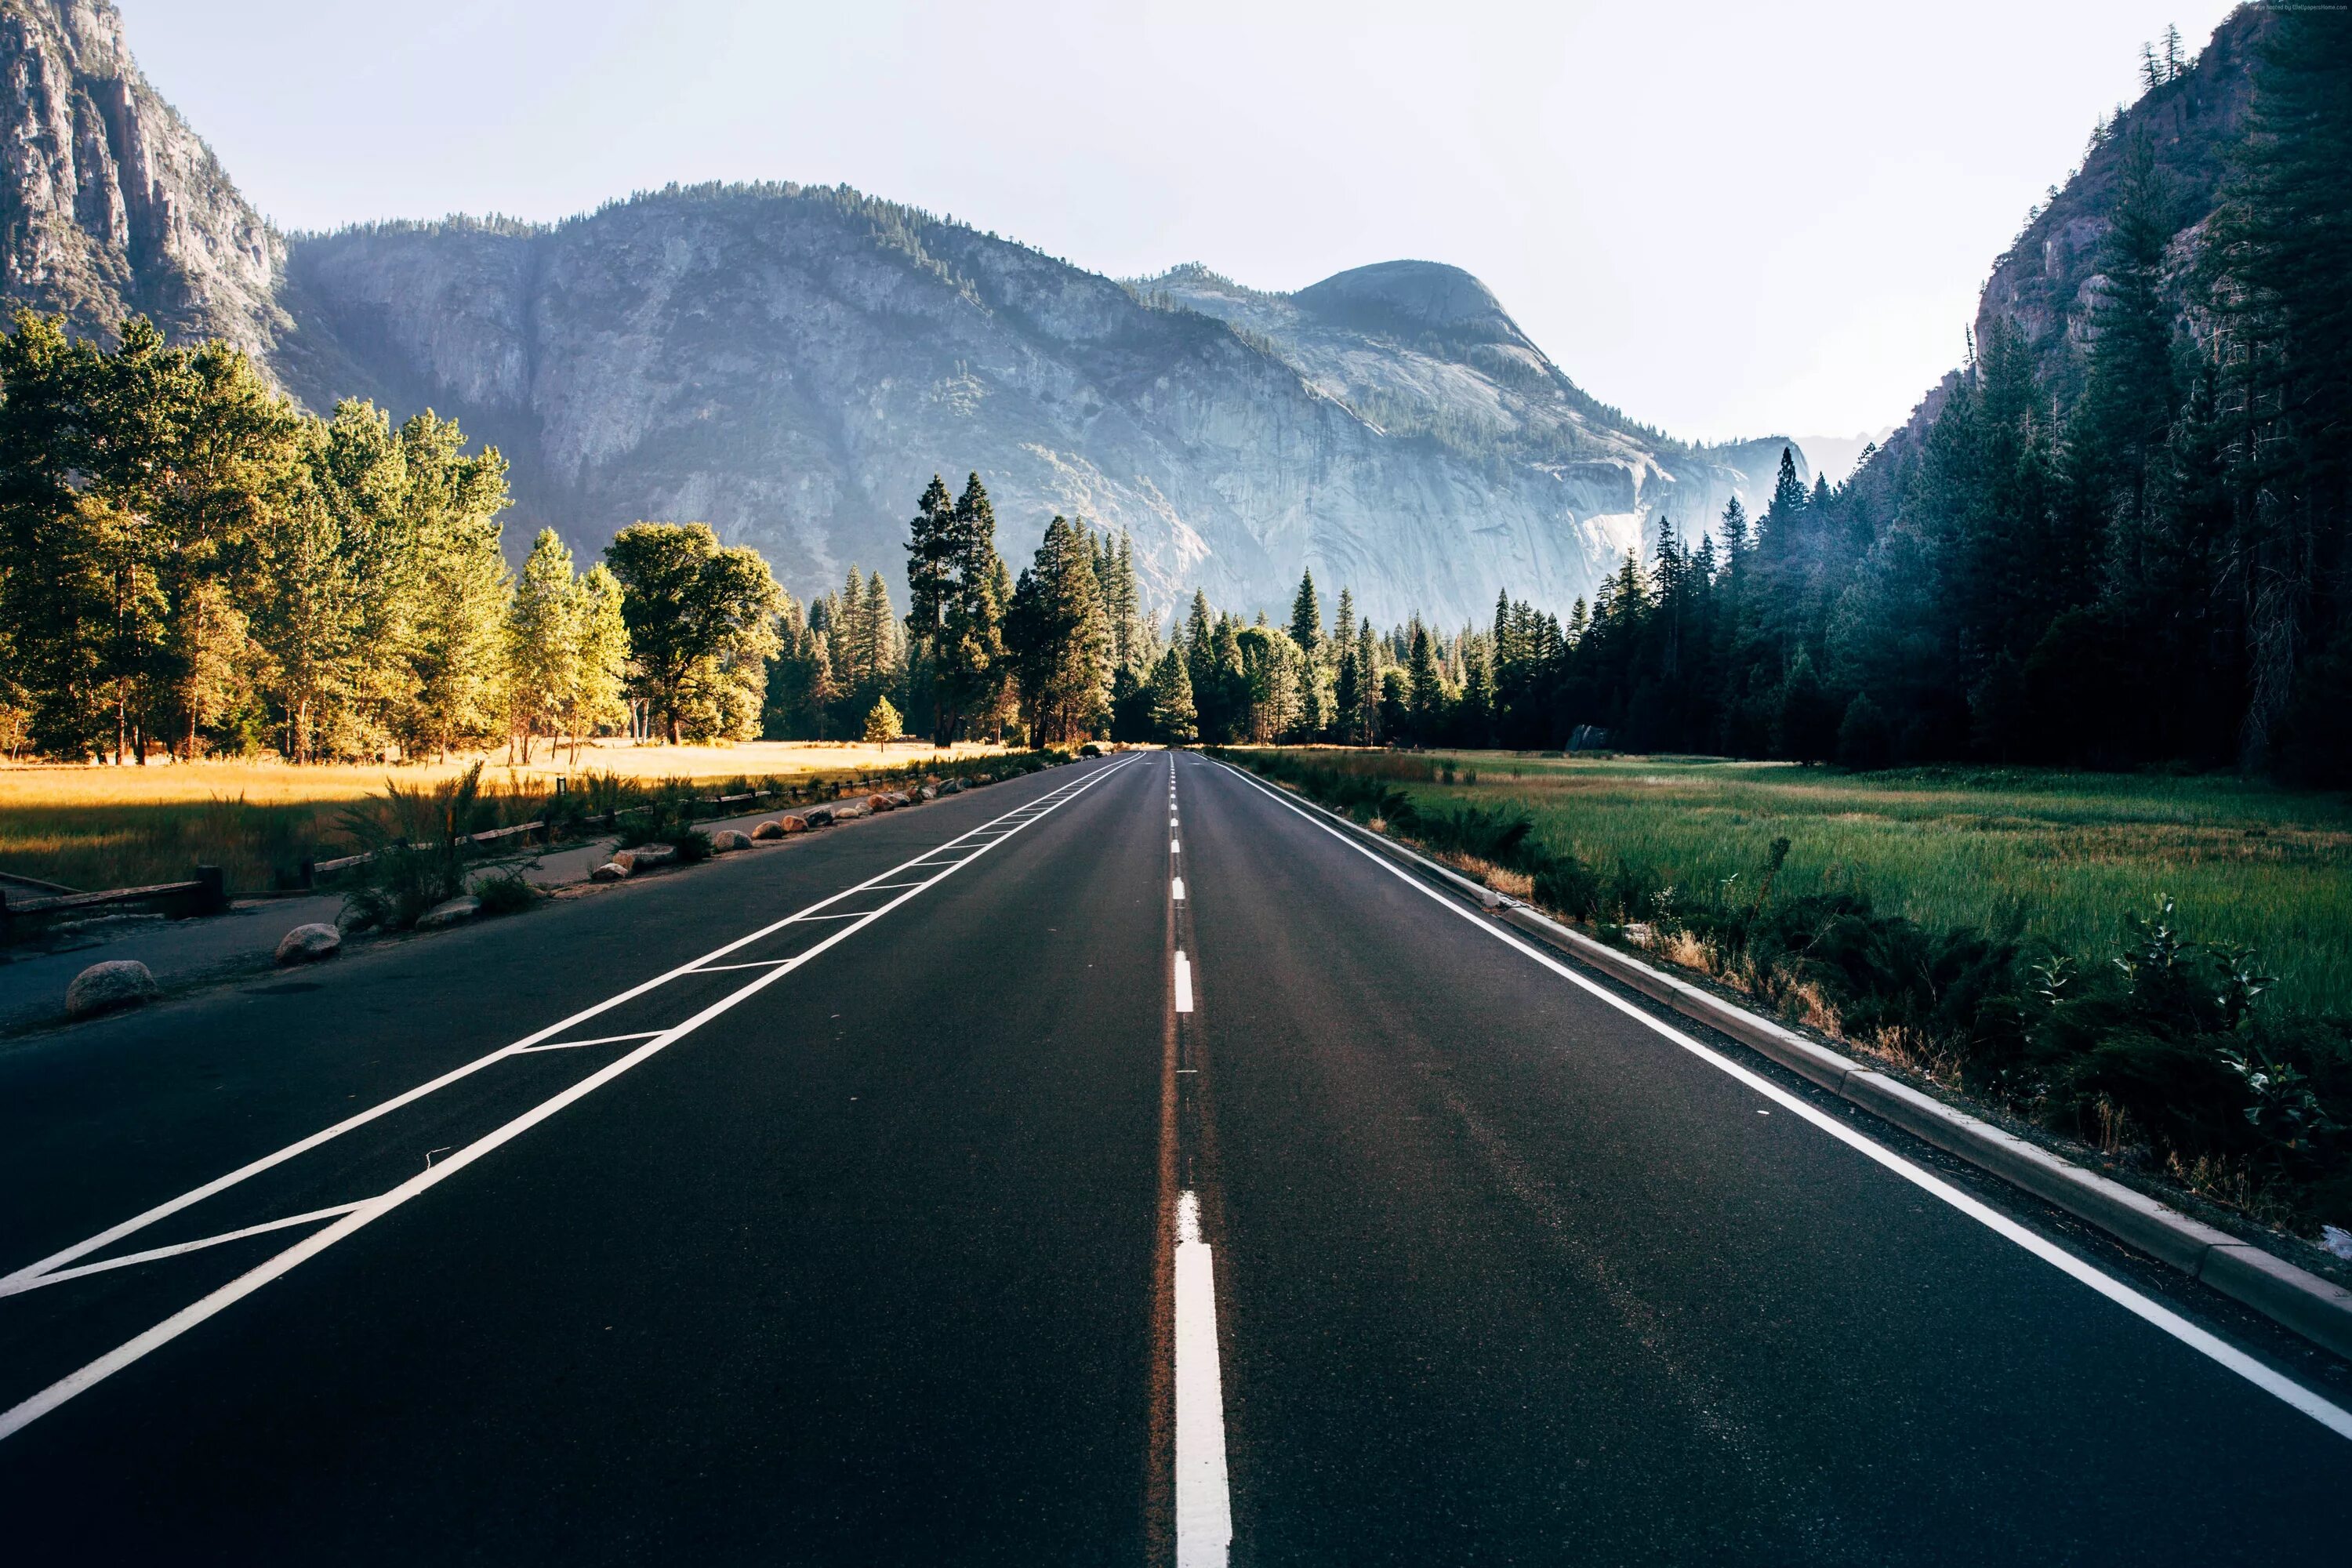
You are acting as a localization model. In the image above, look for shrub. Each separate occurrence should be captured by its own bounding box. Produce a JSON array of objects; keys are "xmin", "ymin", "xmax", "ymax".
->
[
  {"xmin": 337, "ymin": 763, "xmax": 492, "ymax": 931},
  {"xmin": 470, "ymin": 866, "xmax": 543, "ymax": 916}
]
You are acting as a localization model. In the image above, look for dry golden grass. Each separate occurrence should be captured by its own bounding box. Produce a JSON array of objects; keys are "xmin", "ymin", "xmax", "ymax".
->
[{"xmin": 0, "ymin": 739, "xmax": 1010, "ymax": 895}]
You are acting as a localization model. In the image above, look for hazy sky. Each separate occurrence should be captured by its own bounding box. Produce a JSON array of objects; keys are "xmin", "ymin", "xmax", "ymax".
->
[{"xmin": 118, "ymin": 0, "xmax": 2241, "ymax": 445}]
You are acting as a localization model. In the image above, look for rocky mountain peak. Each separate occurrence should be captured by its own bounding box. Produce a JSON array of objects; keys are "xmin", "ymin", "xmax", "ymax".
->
[
  {"xmin": 0, "ymin": 0, "xmax": 284, "ymax": 353},
  {"xmin": 1294, "ymin": 260, "xmax": 1520, "ymax": 345}
]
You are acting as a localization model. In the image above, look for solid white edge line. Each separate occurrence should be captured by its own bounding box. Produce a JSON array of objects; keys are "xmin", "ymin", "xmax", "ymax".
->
[
  {"xmin": 1173, "ymin": 1189, "xmax": 1232, "ymax": 1568},
  {"xmin": 0, "ymin": 758, "xmax": 1138, "ymax": 1440},
  {"xmin": 1174, "ymin": 952, "xmax": 1195, "ymax": 1014},
  {"xmin": 1210, "ymin": 757, "xmax": 2352, "ymax": 1443}
]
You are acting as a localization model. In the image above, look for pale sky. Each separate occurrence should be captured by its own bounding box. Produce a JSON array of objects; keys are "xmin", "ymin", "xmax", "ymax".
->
[{"xmin": 118, "ymin": 0, "xmax": 2241, "ymax": 445}]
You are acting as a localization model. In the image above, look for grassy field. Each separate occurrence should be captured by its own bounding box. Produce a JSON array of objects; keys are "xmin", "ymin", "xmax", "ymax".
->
[
  {"xmin": 1259, "ymin": 749, "xmax": 2352, "ymax": 1014},
  {"xmin": 0, "ymin": 739, "xmax": 1006, "ymax": 896}
]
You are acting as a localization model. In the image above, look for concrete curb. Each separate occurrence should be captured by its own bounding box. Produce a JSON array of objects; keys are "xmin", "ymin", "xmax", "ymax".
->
[{"xmin": 1229, "ymin": 760, "xmax": 2352, "ymax": 1365}]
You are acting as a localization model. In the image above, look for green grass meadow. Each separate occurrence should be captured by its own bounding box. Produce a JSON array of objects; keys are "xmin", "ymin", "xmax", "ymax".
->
[{"xmin": 1260, "ymin": 750, "xmax": 2352, "ymax": 1015}]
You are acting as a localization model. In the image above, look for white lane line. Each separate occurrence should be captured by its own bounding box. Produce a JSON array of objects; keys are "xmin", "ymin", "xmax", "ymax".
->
[
  {"xmin": 511, "ymin": 1031, "xmax": 664, "ymax": 1054},
  {"xmin": 1174, "ymin": 1189, "xmax": 1233, "ymax": 1568},
  {"xmin": 0, "ymin": 758, "xmax": 1138, "ymax": 1442},
  {"xmin": 1172, "ymin": 877, "xmax": 1186, "ymax": 902},
  {"xmin": 1171, "ymin": 839, "xmax": 1181, "ymax": 855},
  {"xmin": 1174, "ymin": 951, "xmax": 1195, "ymax": 1014},
  {"xmin": 2, "ymin": 760, "xmax": 1126, "ymax": 1299},
  {"xmin": 0, "ymin": 1203, "xmax": 368, "ymax": 1298},
  {"xmin": 1211, "ymin": 759, "xmax": 2352, "ymax": 1443},
  {"xmin": 689, "ymin": 959, "xmax": 793, "ymax": 973}
]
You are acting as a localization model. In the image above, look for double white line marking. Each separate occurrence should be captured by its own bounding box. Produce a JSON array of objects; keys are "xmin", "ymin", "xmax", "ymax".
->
[{"xmin": 0, "ymin": 757, "xmax": 1136, "ymax": 1443}]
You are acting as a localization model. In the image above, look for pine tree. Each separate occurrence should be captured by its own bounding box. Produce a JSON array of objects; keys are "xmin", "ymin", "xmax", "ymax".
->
[
  {"xmin": 503, "ymin": 529, "xmax": 579, "ymax": 764},
  {"xmin": 1145, "ymin": 644, "xmax": 1197, "ymax": 744},
  {"xmin": 1287, "ymin": 568, "xmax": 1323, "ymax": 663},
  {"xmin": 1004, "ymin": 515, "xmax": 1113, "ymax": 744},
  {"xmin": 565, "ymin": 563, "xmax": 632, "ymax": 757}
]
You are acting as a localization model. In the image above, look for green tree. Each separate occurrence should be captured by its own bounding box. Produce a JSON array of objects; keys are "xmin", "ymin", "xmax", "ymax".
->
[
  {"xmin": 1287, "ymin": 568, "xmax": 1323, "ymax": 662},
  {"xmin": 564, "ymin": 562, "xmax": 632, "ymax": 757},
  {"xmin": 1145, "ymin": 644, "xmax": 1197, "ymax": 744},
  {"xmin": 1005, "ymin": 515, "xmax": 1112, "ymax": 744},
  {"xmin": 397, "ymin": 412, "xmax": 511, "ymax": 758},
  {"xmin": 604, "ymin": 521, "xmax": 785, "ymax": 743},
  {"xmin": 504, "ymin": 530, "xmax": 580, "ymax": 764},
  {"xmin": 864, "ymin": 695, "xmax": 903, "ymax": 742},
  {"xmin": 905, "ymin": 473, "xmax": 1009, "ymax": 744}
]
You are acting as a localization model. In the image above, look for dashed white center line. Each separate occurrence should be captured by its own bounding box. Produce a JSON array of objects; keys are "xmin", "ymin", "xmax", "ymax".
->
[
  {"xmin": 1171, "ymin": 877, "xmax": 1185, "ymax": 902},
  {"xmin": 1171, "ymin": 838, "xmax": 1181, "ymax": 855},
  {"xmin": 1174, "ymin": 1189, "xmax": 1232, "ymax": 1567},
  {"xmin": 1174, "ymin": 951, "xmax": 1195, "ymax": 1013}
]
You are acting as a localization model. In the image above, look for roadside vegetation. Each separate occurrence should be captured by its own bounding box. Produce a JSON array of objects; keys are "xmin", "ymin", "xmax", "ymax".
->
[
  {"xmin": 0, "ymin": 744, "xmax": 1016, "ymax": 895},
  {"xmin": 1224, "ymin": 747, "xmax": 2352, "ymax": 1243}
]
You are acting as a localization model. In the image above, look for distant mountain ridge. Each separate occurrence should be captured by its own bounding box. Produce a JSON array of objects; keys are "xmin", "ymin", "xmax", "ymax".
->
[{"xmin": 0, "ymin": 0, "xmax": 1798, "ymax": 624}]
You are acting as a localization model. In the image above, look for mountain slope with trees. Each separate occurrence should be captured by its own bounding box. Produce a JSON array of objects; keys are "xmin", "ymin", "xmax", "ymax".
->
[{"xmin": 0, "ymin": 2, "xmax": 1796, "ymax": 630}]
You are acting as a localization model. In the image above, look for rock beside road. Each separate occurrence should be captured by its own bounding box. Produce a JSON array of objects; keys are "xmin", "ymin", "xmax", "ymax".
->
[
  {"xmin": 274, "ymin": 924, "xmax": 342, "ymax": 966},
  {"xmin": 415, "ymin": 896, "xmax": 481, "ymax": 931},
  {"xmin": 66, "ymin": 960, "xmax": 160, "ymax": 1019},
  {"xmin": 711, "ymin": 829, "xmax": 753, "ymax": 853},
  {"xmin": 802, "ymin": 805, "xmax": 836, "ymax": 827},
  {"xmin": 751, "ymin": 819, "xmax": 786, "ymax": 840},
  {"xmin": 590, "ymin": 861, "xmax": 629, "ymax": 882},
  {"xmin": 832, "ymin": 801, "xmax": 870, "ymax": 821},
  {"xmin": 937, "ymin": 778, "xmax": 966, "ymax": 796},
  {"xmin": 610, "ymin": 844, "xmax": 678, "ymax": 875}
]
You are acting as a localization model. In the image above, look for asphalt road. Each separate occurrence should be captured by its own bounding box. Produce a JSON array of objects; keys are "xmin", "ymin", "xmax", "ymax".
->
[{"xmin": 0, "ymin": 750, "xmax": 2344, "ymax": 1563}]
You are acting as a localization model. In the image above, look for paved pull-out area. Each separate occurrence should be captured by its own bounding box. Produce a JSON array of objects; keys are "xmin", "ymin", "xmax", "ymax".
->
[{"xmin": 0, "ymin": 753, "xmax": 2344, "ymax": 1563}]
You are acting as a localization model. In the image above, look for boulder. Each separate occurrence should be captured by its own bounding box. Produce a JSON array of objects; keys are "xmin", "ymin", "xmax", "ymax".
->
[
  {"xmin": 750, "ymin": 818, "xmax": 786, "ymax": 840},
  {"xmin": 937, "ymin": 778, "xmax": 966, "ymax": 796},
  {"xmin": 415, "ymin": 895, "xmax": 481, "ymax": 931},
  {"xmin": 65, "ymin": 959, "xmax": 159, "ymax": 1019},
  {"xmin": 832, "ymin": 801, "xmax": 870, "ymax": 820},
  {"xmin": 866, "ymin": 793, "xmax": 895, "ymax": 811},
  {"xmin": 777, "ymin": 815, "xmax": 810, "ymax": 833},
  {"xmin": 801, "ymin": 804, "xmax": 835, "ymax": 827},
  {"xmin": 274, "ymin": 923, "xmax": 342, "ymax": 966},
  {"xmin": 590, "ymin": 860, "xmax": 630, "ymax": 881},
  {"xmin": 880, "ymin": 791, "xmax": 914, "ymax": 808},
  {"xmin": 711, "ymin": 829, "xmax": 754, "ymax": 853},
  {"xmin": 610, "ymin": 844, "xmax": 677, "ymax": 875},
  {"xmin": 919, "ymin": 783, "xmax": 939, "ymax": 800}
]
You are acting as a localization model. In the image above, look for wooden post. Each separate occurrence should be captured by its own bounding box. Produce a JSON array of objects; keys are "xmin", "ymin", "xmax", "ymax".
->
[{"xmin": 193, "ymin": 865, "xmax": 227, "ymax": 916}]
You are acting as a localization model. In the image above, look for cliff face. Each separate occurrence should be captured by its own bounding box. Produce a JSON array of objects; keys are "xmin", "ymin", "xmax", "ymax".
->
[
  {"xmin": 1972, "ymin": 5, "xmax": 2266, "ymax": 394},
  {"xmin": 1864, "ymin": 5, "xmax": 2268, "ymax": 470},
  {"xmin": 0, "ymin": 0, "xmax": 281, "ymax": 351},
  {"xmin": 279, "ymin": 194, "xmax": 1791, "ymax": 625},
  {"xmin": 0, "ymin": 2, "xmax": 1792, "ymax": 626}
]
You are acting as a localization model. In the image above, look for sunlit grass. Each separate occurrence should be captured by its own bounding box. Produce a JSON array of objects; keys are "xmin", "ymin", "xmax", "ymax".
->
[
  {"xmin": 0, "ymin": 739, "xmax": 1007, "ymax": 895},
  {"xmin": 1261, "ymin": 749, "xmax": 2352, "ymax": 1014}
]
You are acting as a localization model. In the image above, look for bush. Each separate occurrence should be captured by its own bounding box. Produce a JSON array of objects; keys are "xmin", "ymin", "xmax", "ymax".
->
[
  {"xmin": 337, "ymin": 763, "xmax": 492, "ymax": 931},
  {"xmin": 470, "ymin": 865, "xmax": 543, "ymax": 916}
]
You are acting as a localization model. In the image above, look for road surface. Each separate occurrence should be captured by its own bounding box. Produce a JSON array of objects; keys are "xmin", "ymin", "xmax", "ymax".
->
[{"xmin": 0, "ymin": 751, "xmax": 2344, "ymax": 1563}]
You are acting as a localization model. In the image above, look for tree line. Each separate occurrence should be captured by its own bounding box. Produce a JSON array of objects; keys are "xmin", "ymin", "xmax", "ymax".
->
[
  {"xmin": 0, "ymin": 310, "xmax": 787, "ymax": 764},
  {"xmin": 1454, "ymin": 12, "xmax": 2352, "ymax": 781}
]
